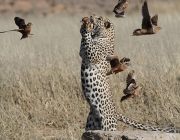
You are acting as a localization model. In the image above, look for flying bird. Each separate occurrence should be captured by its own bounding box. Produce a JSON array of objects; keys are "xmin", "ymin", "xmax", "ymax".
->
[
  {"xmin": 121, "ymin": 70, "xmax": 142, "ymax": 102},
  {"xmin": 113, "ymin": 0, "xmax": 130, "ymax": 18},
  {"xmin": 133, "ymin": 0, "xmax": 162, "ymax": 36},
  {"xmin": 106, "ymin": 55, "xmax": 130, "ymax": 75},
  {"xmin": 0, "ymin": 17, "xmax": 33, "ymax": 40}
]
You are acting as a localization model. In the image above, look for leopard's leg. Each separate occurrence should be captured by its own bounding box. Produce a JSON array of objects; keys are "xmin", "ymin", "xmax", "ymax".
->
[{"xmin": 85, "ymin": 110, "xmax": 104, "ymax": 131}]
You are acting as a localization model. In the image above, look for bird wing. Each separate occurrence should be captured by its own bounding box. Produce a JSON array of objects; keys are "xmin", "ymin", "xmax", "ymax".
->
[
  {"xmin": 106, "ymin": 55, "xmax": 120, "ymax": 68},
  {"xmin": 14, "ymin": 17, "xmax": 26, "ymax": 29},
  {"xmin": 0, "ymin": 29, "xmax": 24, "ymax": 33},
  {"xmin": 120, "ymin": 94, "xmax": 133, "ymax": 102},
  {"xmin": 110, "ymin": 56, "xmax": 120, "ymax": 68},
  {"xmin": 127, "ymin": 82, "xmax": 137, "ymax": 92},
  {"xmin": 20, "ymin": 34, "xmax": 28, "ymax": 40},
  {"xmin": 121, "ymin": 86, "xmax": 141, "ymax": 102},
  {"xmin": 123, "ymin": 81, "xmax": 137, "ymax": 95},
  {"xmin": 126, "ymin": 70, "xmax": 135, "ymax": 86},
  {"xmin": 120, "ymin": 57, "xmax": 130, "ymax": 65},
  {"xmin": 151, "ymin": 14, "xmax": 158, "ymax": 26},
  {"xmin": 141, "ymin": 0, "xmax": 152, "ymax": 29},
  {"xmin": 113, "ymin": 0, "xmax": 129, "ymax": 13}
]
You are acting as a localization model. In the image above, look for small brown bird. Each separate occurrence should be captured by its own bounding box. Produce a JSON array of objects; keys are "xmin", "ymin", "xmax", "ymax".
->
[
  {"xmin": 121, "ymin": 70, "xmax": 142, "ymax": 102},
  {"xmin": 106, "ymin": 55, "xmax": 130, "ymax": 75},
  {"xmin": 81, "ymin": 17, "xmax": 93, "ymax": 31},
  {"xmin": 0, "ymin": 17, "xmax": 33, "ymax": 40},
  {"xmin": 113, "ymin": 0, "xmax": 130, "ymax": 18},
  {"xmin": 133, "ymin": 0, "xmax": 162, "ymax": 36}
]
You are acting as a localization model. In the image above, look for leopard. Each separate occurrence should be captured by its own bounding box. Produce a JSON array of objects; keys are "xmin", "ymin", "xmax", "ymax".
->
[{"xmin": 79, "ymin": 14, "xmax": 180, "ymax": 133}]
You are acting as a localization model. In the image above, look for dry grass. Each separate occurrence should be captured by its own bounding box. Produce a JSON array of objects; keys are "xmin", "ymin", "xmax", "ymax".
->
[{"xmin": 0, "ymin": 13, "xmax": 180, "ymax": 139}]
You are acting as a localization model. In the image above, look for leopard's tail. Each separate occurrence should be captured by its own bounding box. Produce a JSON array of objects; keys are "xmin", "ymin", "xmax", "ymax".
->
[{"xmin": 118, "ymin": 114, "xmax": 180, "ymax": 133}]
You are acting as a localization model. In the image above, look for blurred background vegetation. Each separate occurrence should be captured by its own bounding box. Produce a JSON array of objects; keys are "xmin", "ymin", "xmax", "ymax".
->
[{"xmin": 0, "ymin": 0, "xmax": 180, "ymax": 17}]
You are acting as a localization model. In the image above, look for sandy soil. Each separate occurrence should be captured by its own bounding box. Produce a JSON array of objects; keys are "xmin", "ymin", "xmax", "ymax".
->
[{"xmin": 82, "ymin": 130, "xmax": 180, "ymax": 140}]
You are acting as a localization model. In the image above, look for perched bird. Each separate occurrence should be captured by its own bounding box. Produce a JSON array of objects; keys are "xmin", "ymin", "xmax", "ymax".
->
[
  {"xmin": 133, "ymin": 0, "xmax": 162, "ymax": 36},
  {"xmin": 0, "ymin": 17, "xmax": 33, "ymax": 40},
  {"xmin": 81, "ymin": 17, "xmax": 93, "ymax": 31},
  {"xmin": 106, "ymin": 55, "xmax": 130, "ymax": 75},
  {"xmin": 113, "ymin": 0, "xmax": 130, "ymax": 18},
  {"xmin": 121, "ymin": 70, "xmax": 142, "ymax": 102}
]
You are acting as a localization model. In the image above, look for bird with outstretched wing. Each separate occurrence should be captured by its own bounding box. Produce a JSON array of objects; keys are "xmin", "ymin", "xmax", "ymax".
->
[
  {"xmin": 0, "ymin": 17, "xmax": 33, "ymax": 40},
  {"xmin": 106, "ymin": 55, "xmax": 130, "ymax": 75},
  {"xmin": 121, "ymin": 70, "xmax": 142, "ymax": 102},
  {"xmin": 113, "ymin": 0, "xmax": 130, "ymax": 18}
]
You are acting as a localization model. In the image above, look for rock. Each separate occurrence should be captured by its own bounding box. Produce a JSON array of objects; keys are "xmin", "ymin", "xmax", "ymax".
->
[{"xmin": 82, "ymin": 130, "xmax": 180, "ymax": 140}]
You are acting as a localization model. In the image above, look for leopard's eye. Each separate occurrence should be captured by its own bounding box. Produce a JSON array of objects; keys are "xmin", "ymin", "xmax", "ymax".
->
[{"xmin": 97, "ymin": 16, "xmax": 103, "ymax": 20}]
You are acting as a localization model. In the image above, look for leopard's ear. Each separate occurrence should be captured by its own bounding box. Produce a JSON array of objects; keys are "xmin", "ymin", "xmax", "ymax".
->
[{"xmin": 104, "ymin": 21, "xmax": 111, "ymax": 29}]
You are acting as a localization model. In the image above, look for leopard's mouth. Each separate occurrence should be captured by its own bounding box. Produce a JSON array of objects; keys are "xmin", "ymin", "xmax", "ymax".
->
[
  {"xmin": 89, "ymin": 15, "xmax": 99, "ymax": 30},
  {"xmin": 90, "ymin": 16, "xmax": 95, "ymax": 29}
]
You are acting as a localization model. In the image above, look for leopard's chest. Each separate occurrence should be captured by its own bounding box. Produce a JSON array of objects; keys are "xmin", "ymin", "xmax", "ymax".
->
[{"xmin": 81, "ymin": 63, "xmax": 109, "ymax": 103}]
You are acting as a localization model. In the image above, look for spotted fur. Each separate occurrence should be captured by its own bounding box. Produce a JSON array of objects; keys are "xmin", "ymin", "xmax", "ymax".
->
[{"xmin": 79, "ymin": 14, "xmax": 180, "ymax": 133}]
